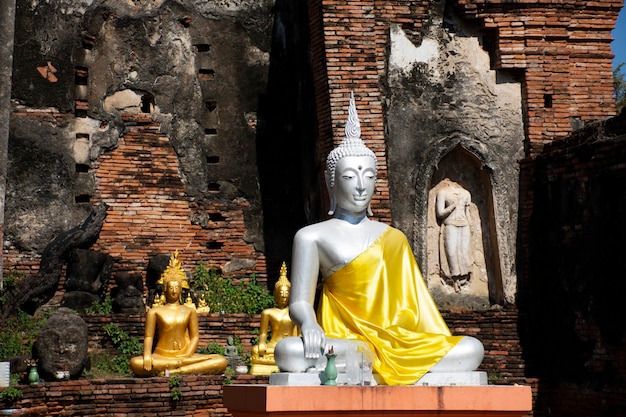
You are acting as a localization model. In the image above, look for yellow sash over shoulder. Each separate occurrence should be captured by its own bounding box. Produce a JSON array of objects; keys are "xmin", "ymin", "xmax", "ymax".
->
[{"xmin": 317, "ymin": 226, "xmax": 463, "ymax": 385}]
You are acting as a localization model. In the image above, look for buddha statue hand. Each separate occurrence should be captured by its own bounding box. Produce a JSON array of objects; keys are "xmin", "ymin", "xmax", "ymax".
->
[
  {"xmin": 301, "ymin": 321, "xmax": 326, "ymax": 359},
  {"xmin": 257, "ymin": 342, "xmax": 267, "ymax": 357},
  {"xmin": 143, "ymin": 355, "xmax": 153, "ymax": 372}
]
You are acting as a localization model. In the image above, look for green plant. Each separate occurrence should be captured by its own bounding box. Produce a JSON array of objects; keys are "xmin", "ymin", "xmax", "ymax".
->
[
  {"xmin": 198, "ymin": 342, "xmax": 225, "ymax": 356},
  {"xmin": 0, "ymin": 386, "xmax": 23, "ymax": 403},
  {"xmin": 85, "ymin": 350, "xmax": 129, "ymax": 378},
  {"xmin": 191, "ymin": 263, "xmax": 273, "ymax": 314},
  {"xmin": 249, "ymin": 328, "xmax": 260, "ymax": 346},
  {"xmin": 85, "ymin": 295, "xmax": 114, "ymax": 314},
  {"xmin": 99, "ymin": 323, "xmax": 142, "ymax": 376},
  {"xmin": 0, "ymin": 269, "xmax": 24, "ymax": 307},
  {"xmin": 168, "ymin": 374, "xmax": 181, "ymax": 388},
  {"xmin": 0, "ymin": 310, "xmax": 48, "ymax": 361},
  {"xmin": 103, "ymin": 323, "xmax": 142, "ymax": 356},
  {"xmin": 168, "ymin": 375, "xmax": 182, "ymax": 401}
]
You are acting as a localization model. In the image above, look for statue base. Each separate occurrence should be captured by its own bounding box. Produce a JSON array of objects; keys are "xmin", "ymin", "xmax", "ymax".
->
[
  {"xmin": 269, "ymin": 371, "xmax": 353, "ymax": 386},
  {"xmin": 223, "ymin": 385, "xmax": 532, "ymax": 417},
  {"xmin": 250, "ymin": 363, "xmax": 280, "ymax": 376},
  {"xmin": 268, "ymin": 371, "xmax": 487, "ymax": 387},
  {"xmin": 416, "ymin": 371, "xmax": 488, "ymax": 386}
]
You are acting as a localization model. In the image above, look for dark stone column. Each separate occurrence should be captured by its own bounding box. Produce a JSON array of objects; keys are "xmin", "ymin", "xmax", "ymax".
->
[{"xmin": 0, "ymin": 0, "xmax": 16, "ymax": 289}]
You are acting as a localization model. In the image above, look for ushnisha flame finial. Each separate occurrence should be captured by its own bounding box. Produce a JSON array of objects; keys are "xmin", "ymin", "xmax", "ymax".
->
[
  {"xmin": 345, "ymin": 91, "xmax": 361, "ymax": 141},
  {"xmin": 326, "ymin": 91, "xmax": 377, "ymax": 189},
  {"xmin": 325, "ymin": 91, "xmax": 377, "ymax": 216}
]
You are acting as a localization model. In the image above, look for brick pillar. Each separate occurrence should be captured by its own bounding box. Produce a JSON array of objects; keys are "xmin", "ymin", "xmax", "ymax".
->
[{"xmin": 0, "ymin": 0, "xmax": 17, "ymax": 288}]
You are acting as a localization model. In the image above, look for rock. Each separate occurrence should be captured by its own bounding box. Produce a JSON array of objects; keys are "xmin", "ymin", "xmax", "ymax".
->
[
  {"xmin": 114, "ymin": 271, "xmax": 143, "ymax": 291},
  {"xmin": 60, "ymin": 291, "xmax": 101, "ymax": 313},
  {"xmin": 145, "ymin": 254, "xmax": 170, "ymax": 289},
  {"xmin": 64, "ymin": 249, "xmax": 113, "ymax": 295},
  {"xmin": 113, "ymin": 285, "xmax": 145, "ymax": 314},
  {"xmin": 33, "ymin": 308, "xmax": 89, "ymax": 380}
]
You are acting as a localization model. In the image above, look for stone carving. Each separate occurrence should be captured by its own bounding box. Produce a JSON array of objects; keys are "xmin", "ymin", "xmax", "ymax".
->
[
  {"xmin": 33, "ymin": 308, "xmax": 89, "ymax": 381},
  {"xmin": 436, "ymin": 179, "xmax": 472, "ymax": 289},
  {"xmin": 112, "ymin": 271, "xmax": 145, "ymax": 314},
  {"xmin": 224, "ymin": 335, "xmax": 240, "ymax": 369},
  {"xmin": 427, "ymin": 174, "xmax": 492, "ymax": 307}
]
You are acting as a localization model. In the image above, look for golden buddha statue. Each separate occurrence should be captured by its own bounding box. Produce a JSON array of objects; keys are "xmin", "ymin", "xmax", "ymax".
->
[
  {"xmin": 250, "ymin": 262, "xmax": 300, "ymax": 375},
  {"xmin": 130, "ymin": 252, "xmax": 228, "ymax": 376},
  {"xmin": 196, "ymin": 297, "xmax": 210, "ymax": 313},
  {"xmin": 184, "ymin": 294, "xmax": 196, "ymax": 309}
]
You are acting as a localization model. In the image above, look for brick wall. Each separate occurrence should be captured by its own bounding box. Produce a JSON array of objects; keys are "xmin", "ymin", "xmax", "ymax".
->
[
  {"xmin": 1, "ymin": 375, "xmax": 268, "ymax": 417},
  {"xmin": 307, "ymin": 0, "xmax": 621, "ymax": 212},
  {"xmin": 2, "ymin": 308, "xmax": 535, "ymax": 416},
  {"xmin": 454, "ymin": 0, "xmax": 621, "ymax": 156},
  {"xmin": 518, "ymin": 112, "xmax": 626, "ymax": 417},
  {"xmin": 90, "ymin": 113, "xmax": 267, "ymax": 283}
]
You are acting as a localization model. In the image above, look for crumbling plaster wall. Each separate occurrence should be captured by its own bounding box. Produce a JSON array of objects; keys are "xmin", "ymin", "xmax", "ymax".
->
[
  {"xmin": 6, "ymin": 0, "xmax": 273, "ymax": 276},
  {"xmin": 385, "ymin": 5, "xmax": 524, "ymax": 306}
]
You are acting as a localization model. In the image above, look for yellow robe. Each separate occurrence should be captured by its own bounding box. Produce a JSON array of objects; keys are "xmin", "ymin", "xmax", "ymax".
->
[{"xmin": 317, "ymin": 226, "xmax": 463, "ymax": 385}]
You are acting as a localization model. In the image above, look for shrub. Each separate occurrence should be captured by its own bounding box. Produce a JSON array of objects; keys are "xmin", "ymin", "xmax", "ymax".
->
[
  {"xmin": 0, "ymin": 310, "xmax": 47, "ymax": 361},
  {"xmin": 85, "ymin": 295, "xmax": 113, "ymax": 314},
  {"xmin": 0, "ymin": 386, "xmax": 23, "ymax": 403},
  {"xmin": 191, "ymin": 263, "xmax": 273, "ymax": 314},
  {"xmin": 198, "ymin": 343, "xmax": 225, "ymax": 356},
  {"xmin": 98, "ymin": 323, "xmax": 142, "ymax": 376}
]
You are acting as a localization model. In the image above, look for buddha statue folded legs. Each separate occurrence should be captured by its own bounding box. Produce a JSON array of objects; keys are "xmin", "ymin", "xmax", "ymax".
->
[
  {"xmin": 130, "ymin": 252, "xmax": 227, "ymax": 376},
  {"xmin": 250, "ymin": 262, "xmax": 300, "ymax": 375}
]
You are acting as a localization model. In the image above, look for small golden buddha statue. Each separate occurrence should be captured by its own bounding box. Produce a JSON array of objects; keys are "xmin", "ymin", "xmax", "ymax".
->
[
  {"xmin": 196, "ymin": 297, "xmax": 210, "ymax": 313},
  {"xmin": 130, "ymin": 252, "xmax": 228, "ymax": 376},
  {"xmin": 184, "ymin": 294, "xmax": 196, "ymax": 309},
  {"xmin": 250, "ymin": 262, "xmax": 299, "ymax": 375}
]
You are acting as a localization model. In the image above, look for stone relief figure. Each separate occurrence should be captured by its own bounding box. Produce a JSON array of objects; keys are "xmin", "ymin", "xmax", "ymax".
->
[
  {"xmin": 436, "ymin": 179, "xmax": 472, "ymax": 289},
  {"xmin": 130, "ymin": 252, "xmax": 228, "ymax": 376},
  {"xmin": 224, "ymin": 335, "xmax": 240, "ymax": 369},
  {"xmin": 274, "ymin": 92, "xmax": 483, "ymax": 385},
  {"xmin": 250, "ymin": 262, "xmax": 300, "ymax": 375}
]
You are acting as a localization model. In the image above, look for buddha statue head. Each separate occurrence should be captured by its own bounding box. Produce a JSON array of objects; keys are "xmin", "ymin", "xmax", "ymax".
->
[
  {"xmin": 158, "ymin": 251, "xmax": 188, "ymax": 304},
  {"xmin": 325, "ymin": 91, "xmax": 378, "ymax": 216},
  {"xmin": 273, "ymin": 262, "xmax": 291, "ymax": 309}
]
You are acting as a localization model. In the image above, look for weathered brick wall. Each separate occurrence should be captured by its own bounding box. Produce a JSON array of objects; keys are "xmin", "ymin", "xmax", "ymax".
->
[
  {"xmin": 91, "ymin": 113, "xmax": 267, "ymax": 281},
  {"xmin": 1, "ymin": 308, "xmax": 536, "ymax": 417},
  {"xmin": 453, "ymin": 0, "xmax": 621, "ymax": 156},
  {"xmin": 1, "ymin": 375, "xmax": 268, "ymax": 417},
  {"xmin": 518, "ymin": 112, "xmax": 626, "ymax": 417},
  {"xmin": 307, "ymin": 0, "xmax": 621, "ymax": 211}
]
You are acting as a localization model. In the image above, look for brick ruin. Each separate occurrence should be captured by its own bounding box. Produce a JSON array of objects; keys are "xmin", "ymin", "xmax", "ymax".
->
[{"xmin": 0, "ymin": 0, "xmax": 625, "ymax": 416}]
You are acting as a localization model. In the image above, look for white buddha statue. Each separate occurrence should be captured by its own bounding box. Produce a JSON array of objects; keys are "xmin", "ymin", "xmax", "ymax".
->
[{"xmin": 274, "ymin": 92, "xmax": 484, "ymax": 385}]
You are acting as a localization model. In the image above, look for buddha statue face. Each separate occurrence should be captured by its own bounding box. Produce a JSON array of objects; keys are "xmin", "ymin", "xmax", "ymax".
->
[
  {"xmin": 164, "ymin": 280, "xmax": 182, "ymax": 303},
  {"xmin": 274, "ymin": 284, "xmax": 290, "ymax": 309},
  {"xmin": 325, "ymin": 92, "xmax": 377, "ymax": 216},
  {"xmin": 333, "ymin": 155, "xmax": 376, "ymax": 214}
]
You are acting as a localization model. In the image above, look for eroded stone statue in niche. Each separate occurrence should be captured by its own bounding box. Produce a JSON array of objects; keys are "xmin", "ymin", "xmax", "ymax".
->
[
  {"xmin": 436, "ymin": 179, "xmax": 472, "ymax": 290},
  {"xmin": 130, "ymin": 252, "xmax": 227, "ymax": 376},
  {"xmin": 250, "ymin": 262, "xmax": 300, "ymax": 375},
  {"xmin": 274, "ymin": 93, "xmax": 484, "ymax": 385}
]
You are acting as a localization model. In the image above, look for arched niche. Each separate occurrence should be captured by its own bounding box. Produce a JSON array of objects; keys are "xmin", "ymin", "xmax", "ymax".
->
[{"xmin": 425, "ymin": 145, "xmax": 504, "ymax": 309}]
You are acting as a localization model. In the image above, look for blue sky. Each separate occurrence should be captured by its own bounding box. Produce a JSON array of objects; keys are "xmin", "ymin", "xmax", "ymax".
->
[{"xmin": 613, "ymin": 7, "xmax": 626, "ymax": 69}]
